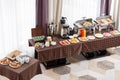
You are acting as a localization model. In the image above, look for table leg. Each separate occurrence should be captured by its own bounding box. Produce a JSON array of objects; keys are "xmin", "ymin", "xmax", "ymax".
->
[{"xmin": 42, "ymin": 58, "xmax": 70, "ymax": 69}]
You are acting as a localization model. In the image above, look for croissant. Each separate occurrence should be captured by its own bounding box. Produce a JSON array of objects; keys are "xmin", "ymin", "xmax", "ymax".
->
[{"xmin": 10, "ymin": 61, "xmax": 19, "ymax": 66}]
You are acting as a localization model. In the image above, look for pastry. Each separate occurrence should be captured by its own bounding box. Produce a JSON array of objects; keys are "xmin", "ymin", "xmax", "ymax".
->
[
  {"xmin": 97, "ymin": 20, "xmax": 103, "ymax": 24},
  {"xmin": 101, "ymin": 19, "xmax": 108, "ymax": 24},
  {"xmin": 0, "ymin": 58, "xmax": 10, "ymax": 65},
  {"xmin": 106, "ymin": 18, "xmax": 113, "ymax": 23},
  {"xmin": 34, "ymin": 42, "xmax": 40, "ymax": 48},
  {"xmin": 82, "ymin": 21, "xmax": 92, "ymax": 26},
  {"xmin": 9, "ymin": 61, "xmax": 21, "ymax": 68}
]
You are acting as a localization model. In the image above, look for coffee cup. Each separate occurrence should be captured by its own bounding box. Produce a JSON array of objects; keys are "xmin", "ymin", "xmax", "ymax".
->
[
  {"xmin": 47, "ymin": 36, "xmax": 52, "ymax": 42},
  {"xmin": 45, "ymin": 41, "xmax": 50, "ymax": 47}
]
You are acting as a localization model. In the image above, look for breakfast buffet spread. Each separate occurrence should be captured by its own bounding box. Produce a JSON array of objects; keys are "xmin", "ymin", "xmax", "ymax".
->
[
  {"xmin": 27, "ymin": 15, "xmax": 120, "ymax": 68},
  {"xmin": 31, "ymin": 15, "xmax": 120, "ymax": 48}
]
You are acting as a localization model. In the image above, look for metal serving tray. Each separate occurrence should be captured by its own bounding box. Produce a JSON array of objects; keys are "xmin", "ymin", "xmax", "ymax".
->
[
  {"xmin": 96, "ymin": 15, "xmax": 115, "ymax": 29},
  {"xmin": 74, "ymin": 18, "xmax": 94, "ymax": 29}
]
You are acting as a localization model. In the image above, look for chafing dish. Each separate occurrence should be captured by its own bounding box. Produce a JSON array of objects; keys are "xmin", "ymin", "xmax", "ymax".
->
[{"xmin": 96, "ymin": 15, "xmax": 115, "ymax": 30}]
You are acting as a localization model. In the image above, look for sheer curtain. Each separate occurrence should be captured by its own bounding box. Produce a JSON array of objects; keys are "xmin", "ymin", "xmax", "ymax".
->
[
  {"xmin": 110, "ymin": 0, "xmax": 120, "ymax": 30},
  {"xmin": 62, "ymin": 0, "xmax": 101, "ymax": 27},
  {"xmin": 0, "ymin": 0, "xmax": 35, "ymax": 59},
  {"xmin": 48, "ymin": 0, "xmax": 63, "ymax": 34}
]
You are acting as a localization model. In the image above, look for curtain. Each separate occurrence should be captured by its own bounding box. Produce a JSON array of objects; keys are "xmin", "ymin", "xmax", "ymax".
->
[
  {"xmin": 48, "ymin": 0, "xmax": 63, "ymax": 34},
  {"xmin": 36, "ymin": 0, "xmax": 48, "ymax": 35},
  {"xmin": 62, "ymin": 0, "xmax": 101, "ymax": 27},
  {"xmin": 110, "ymin": 0, "xmax": 120, "ymax": 30},
  {"xmin": 0, "ymin": 0, "xmax": 35, "ymax": 59},
  {"xmin": 100, "ymin": 0, "xmax": 111, "ymax": 16}
]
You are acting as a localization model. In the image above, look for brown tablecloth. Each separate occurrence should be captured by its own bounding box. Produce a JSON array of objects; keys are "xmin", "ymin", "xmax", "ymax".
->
[
  {"xmin": 29, "ymin": 35, "xmax": 120, "ymax": 62},
  {"xmin": 0, "ymin": 57, "xmax": 41, "ymax": 80},
  {"xmin": 82, "ymin": 35, "xmax": 120, "ymax": 53},
  {"xmin": 29, "ymin": 37, "xmax": 82, "ymax": 62}
]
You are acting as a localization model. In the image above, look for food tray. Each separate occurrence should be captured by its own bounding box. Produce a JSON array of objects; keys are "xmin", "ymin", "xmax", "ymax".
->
[
  {"xmin": 6, "ymin": 50, "xmax": 21, "ymax": 60},
  {"xmin": 33, "ymin": 35, "xmax": 45, "ymax": 42},
  {"xmin": 96, "ymin": 15, "xmax": 115, "ymax": 29},
  {"xmin": 59, "ymin": 40, "xmax": 70, "ymax": 45},
  {"xmin": 74, "ymin": 18, "xmax": 94, "ymax": 29}
]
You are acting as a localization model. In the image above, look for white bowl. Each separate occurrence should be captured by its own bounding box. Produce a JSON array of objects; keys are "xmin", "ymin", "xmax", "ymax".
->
[
  {"xmin": 69, "ymin": 36, "xmax": 74, "ymax": 39},
  {"xmin": 51, "ymin": 41, "xmax": 56, "ymax": 46}
]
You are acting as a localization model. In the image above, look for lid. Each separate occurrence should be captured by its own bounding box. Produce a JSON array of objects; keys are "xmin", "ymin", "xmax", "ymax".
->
[{"xmin": 60, "ymin": 17, "xmax": 67, "ymax": 24}]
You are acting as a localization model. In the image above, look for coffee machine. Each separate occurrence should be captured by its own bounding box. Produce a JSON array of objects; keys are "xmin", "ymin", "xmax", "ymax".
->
[
  {"xmin": 60, "ymin": 17, "xmax": 70, "ymax": 38},
  {"xmin": 60, "ymin": 24, "xmax": 70, "ymax": 38}
]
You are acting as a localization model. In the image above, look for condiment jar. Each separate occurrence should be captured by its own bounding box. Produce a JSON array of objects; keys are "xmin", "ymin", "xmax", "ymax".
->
[
  {"xmin": 47, "ymin": 36, "xmax": 52, "ymax": 42},
  {"xmin": 80, "ymin": 29, "xmax": 86, "ymax": 37}
]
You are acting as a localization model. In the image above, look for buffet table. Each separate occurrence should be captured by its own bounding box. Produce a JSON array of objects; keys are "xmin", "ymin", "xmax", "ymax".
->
[
  {"xmin": 29, "ymin": 34, "xmax": 120, "ymax": 63},
  {"xmin": 82, "ymin": 35, "xmax": 120, "ymax": 53},
  {"xmin": 0, "ymin": 57, "xmax": 41, "ymax": 80},
  {"xmin": 29, "ymin": 37, "xmax": 82, "ymax": 62}
]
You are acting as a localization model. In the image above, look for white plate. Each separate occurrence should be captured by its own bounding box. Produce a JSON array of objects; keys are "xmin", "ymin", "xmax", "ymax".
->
[
  {"xmin": 79, "ymin": 37, "xmax": 89, "ymax": 41},
  {"xmin": 87, "ymin": 35, "xmax": 95, "ymax": 40},
  {"xmin": 95, "ymin": 33, "xmax": 103, "ymax": 38},
  {"xmin": 103, "ymin": 32, "xmax": 112, "ymax": 37},
  {"xmin": 73, "ymin": 34, "xmax": 79, "ymax": 37}
]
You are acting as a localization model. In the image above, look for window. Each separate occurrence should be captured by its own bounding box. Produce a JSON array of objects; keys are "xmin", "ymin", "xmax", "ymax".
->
[
  {"xmin": 62, "ymin": 0, "xmax": 101, "ymax": 27},
  {"xmin": 0, "ymin": 0, "xmax": 35, "ymax": 58}
]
